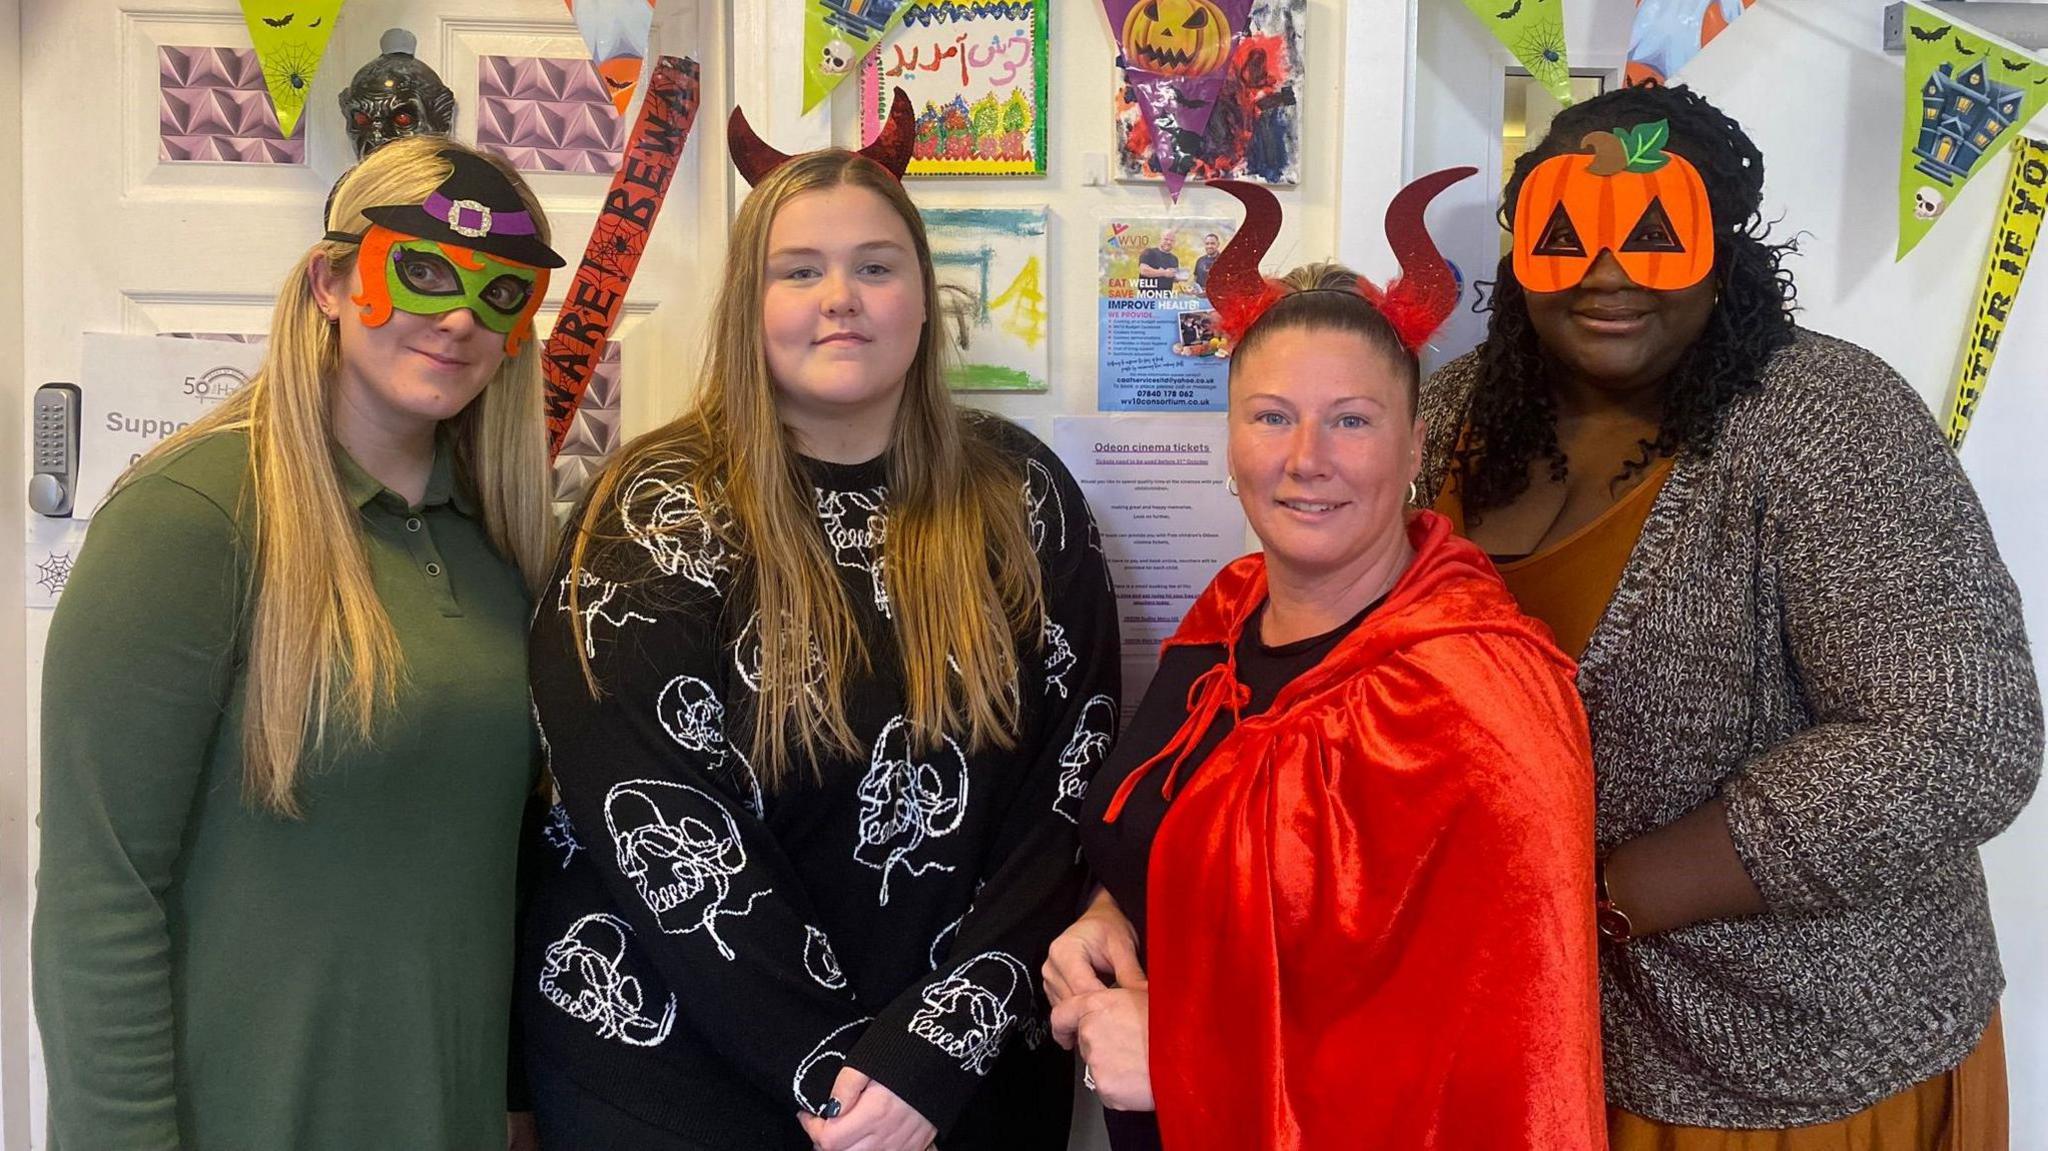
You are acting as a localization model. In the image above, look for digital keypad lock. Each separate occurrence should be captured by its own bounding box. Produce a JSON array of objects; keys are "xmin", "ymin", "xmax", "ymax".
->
[{"xmin": 29, "ymin": 382, "xmax": 81, "ymax": 517}]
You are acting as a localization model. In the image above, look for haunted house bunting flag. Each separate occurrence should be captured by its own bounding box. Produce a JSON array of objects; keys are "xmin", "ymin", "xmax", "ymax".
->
[
  {"xmin": 1897, "ymin": 0, "xmax": 2048, "ymax": 259},
  {"xmin": 806, "ymin": 0, "xmax": 915, "ymax": 112},
  {"xmin": 1102, "ymin": 0, "xmax": 1255, "ymax": 198}
]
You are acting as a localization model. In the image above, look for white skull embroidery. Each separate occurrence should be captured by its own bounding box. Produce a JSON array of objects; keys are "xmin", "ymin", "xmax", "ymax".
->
[
  {"xmin": 855, "ymin": 717, "xmax": 970, "ymax": 905},
  {"xmin": 604, "ymin": 779, "xmax": 770, "ymax": 959},
  {"xmin": 1054, "ymin": 695, "xmax": 1117, "ymax": 824},
  {"xmin": 543, "ymin": 803, "xmax": 583, "ymax": 869},
  {"xmin": 557, "ymin": 570, "xmax": 654, "ymax": 658},
  {"xmin": 804, "ymin": 925, "xmax": 848, "ymax": 990},
  {"xmin": 539, "ymin": 913, "xmax": 676, "ymax": 1048},
  {"xmin": 1022, "ymin": 458, "xmax": 1065, "ymax": 554},
  {"xmin": 620, "ymin": 474, "xmax": 730, "ymax": 591},
  {"xmin": 1913, "ymin": 186, "xmax": 1946, "ymax": 221},
  {"xmin": 1041, "ymin": 616, "xmax": 1076, "ymax": 699},
  {"xmin": 908, "ymin": 951, "xmax": 1031, "ymax": 1076},
  {"xmin": 793, "ymin": 1018, "xmax": 870, "ymax": 1115},
  {"xmin": 656, "ymin": 675, "xmax": 764, "ymax": 817},
  {"xmin": 815, "ymin": 487, "xmax": 891, "ymax": 617}
]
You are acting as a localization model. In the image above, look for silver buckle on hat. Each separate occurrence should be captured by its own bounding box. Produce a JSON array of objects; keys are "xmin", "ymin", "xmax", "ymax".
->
[{"xmin": 445, "ymin": 198, "xmax": 492, "ymax": 238}]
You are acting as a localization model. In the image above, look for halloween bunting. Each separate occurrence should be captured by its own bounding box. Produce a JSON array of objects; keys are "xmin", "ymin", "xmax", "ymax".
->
[
  {"xmin": 1102, "ymin": 0, "xmax": 1255, "ymax": 198},
  {"xmin": 1459, "ymin": 0, "xmax": 1574, "ymax": 105},
  {"xmin": 1626, "ymin": 0, "xmax": 1758, "ymax": 87},
  {"xmin": 567, "ymin": 0, "xmax": 657, "ymax": 116},
  {"xmin": 240, "ymin": 0, "xmax": 348, "ymax": 137},
  {"xmin": 1897, "ymin": 0, "xmax": 2048, "ymax": 259},
  {"xmin": 805, "ymin": 0, "xmax": 916, "ymax": 113}
]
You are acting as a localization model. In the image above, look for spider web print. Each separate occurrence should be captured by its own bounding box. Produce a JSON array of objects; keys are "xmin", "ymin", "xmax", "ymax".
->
[
  {"xmin": 260, "ymin": 40, "xmax": 321, "ymax": 118},
  {"xmin": 34, "ymin": 551, "xmax": 73, "ymax": 597}
]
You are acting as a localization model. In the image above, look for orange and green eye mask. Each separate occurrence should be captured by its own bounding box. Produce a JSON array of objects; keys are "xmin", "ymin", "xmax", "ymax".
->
[
  {"xmin": 1512, "ymin": 119, "xmax": 1716, "ymax": 293},
  {"xmin": 349, "ymin": 225, "xmax": 550, "ymax": 355}
]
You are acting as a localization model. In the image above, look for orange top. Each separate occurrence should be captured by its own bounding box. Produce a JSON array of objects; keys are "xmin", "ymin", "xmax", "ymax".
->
[{"xmin": 1435, "ymin": 456, "xmax": 1674, "ymax": 659}]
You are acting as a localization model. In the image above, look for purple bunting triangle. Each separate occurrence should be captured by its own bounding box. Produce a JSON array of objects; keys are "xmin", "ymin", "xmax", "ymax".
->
[{"xmin": 1101, "ymin": 0, "xmax": 1253, "ymax": 199}]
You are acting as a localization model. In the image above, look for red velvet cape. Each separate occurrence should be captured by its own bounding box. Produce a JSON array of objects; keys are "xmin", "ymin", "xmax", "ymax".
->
[{"xmin": 1140, "ymin": 512, "xmax": 1606, "ymax": 1150}]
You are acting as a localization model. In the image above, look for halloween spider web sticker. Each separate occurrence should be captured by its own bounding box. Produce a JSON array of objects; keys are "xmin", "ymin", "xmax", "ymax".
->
[
  {"xmin": 27, "ymin": 517, "xmax": 88, "ymax": 610},
  {"xmin": 239, "ymin": 1, "xmax": 347, "ymax": 137}
]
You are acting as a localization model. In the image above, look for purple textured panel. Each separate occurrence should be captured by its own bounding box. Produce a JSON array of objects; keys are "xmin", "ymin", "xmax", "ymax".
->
[
  {"xmin": 476, "ymin": 55, "xmax": 625, "ymax": 174},
  {"xmin": 554, "ymin": 344, "xmax": 624, "ymax": 506},
  {"xmin": 159, "ymin": 45, "xmax": 305, "ymax": 165}
]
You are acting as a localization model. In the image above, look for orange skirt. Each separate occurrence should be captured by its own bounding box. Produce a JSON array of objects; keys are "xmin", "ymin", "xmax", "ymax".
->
[{"xmin": 1609, "ymin": 1012, "xmax": 2008, "ymax": 1151}]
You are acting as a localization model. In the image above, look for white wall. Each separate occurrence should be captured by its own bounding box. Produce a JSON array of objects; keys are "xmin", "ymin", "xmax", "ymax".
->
[
  {"xmin": 0, "ymin": 0, "xmax": 29, "ymax": 1146},
  {"xmin": 1416, "ymin": 0, "xmax": 2048, "ymax": 1139}
]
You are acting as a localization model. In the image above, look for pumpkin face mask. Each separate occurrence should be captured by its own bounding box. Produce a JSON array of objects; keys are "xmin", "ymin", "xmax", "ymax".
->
[{"xmin": 1512, "ymin": 119, "xmax": 1716, "ymax": 293}]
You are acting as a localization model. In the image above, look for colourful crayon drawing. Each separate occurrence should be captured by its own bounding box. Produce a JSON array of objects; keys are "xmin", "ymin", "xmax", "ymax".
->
[
  {"xmin": 923, "ymin": 207, "xmax": 1049, "ymax": 391},
  {"xmin": 861, "ymin": 0, "xmax": 1048, "ymax": 175},
  {"xmin": 1113, "ymin": 0, "xmax": 1303, "ymax": 186}
]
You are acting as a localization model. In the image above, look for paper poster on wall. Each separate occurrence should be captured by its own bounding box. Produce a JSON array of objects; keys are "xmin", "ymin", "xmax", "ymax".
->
[
  {"xmin": 238, "ymin": 0, "xmax": 347, "ymax": 138},
  {"xmin": 1942, "ymin": 137, "xmax": 2046, "ymax": 451},
  {"xmin": 73, "ymin": 333, "xmax": 266, "ymax": 520},
  {"xmin": 1113, "ymin": 0, "xmax": 1302, "ymax": 186},
  {"xmin": 1098, "ymin": 216, "xmax": 1237, "ymax": 410},
  {"xmin": 1626, "ymin": 0, "xmax": 1756, "ymax": 87},
  {"xmin": 566, "ymin": 0, "xmax": 656, "ymax": 115},
  {"xmin": 805, "ymin": 0, "xmax": 914, "ymax": 112},
  {"xmin": 1897, "ymin": 0, "xmax": 2048, "ymax": 260},
  {"xmin": 1460, "ymin": 0, "xmax": 1573, "ymax": 105},
  {"xmin": 1050, "ymin": 414, "xmax": 1245, "ymax": 705},
  {"xmin": 923, "ymin": 207, "xmax": 1050, "ymax": 391},
  {"xmin": 858, "ymin": 0, "xmax": 1048, "ymax": 176}
]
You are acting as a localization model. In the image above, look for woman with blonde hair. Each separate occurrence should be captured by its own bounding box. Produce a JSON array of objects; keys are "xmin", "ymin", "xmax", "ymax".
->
[
  {"xmin": 35, "ymin": 136, "xmax": 563, "ymax": 1150},
  {"xmin": 517, "ymin": 96, "xmax": 1117, "ymax": 1151}
]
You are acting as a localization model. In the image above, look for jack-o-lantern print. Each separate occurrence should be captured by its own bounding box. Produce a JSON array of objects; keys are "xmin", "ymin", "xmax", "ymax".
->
[
  {"xmin": 1121, "ymin": 0, "xmax": 1233, "ymax": 77},
  {"xmin": 1512, "ymin": 119, "xmax": 1716, "ymax": 293}
]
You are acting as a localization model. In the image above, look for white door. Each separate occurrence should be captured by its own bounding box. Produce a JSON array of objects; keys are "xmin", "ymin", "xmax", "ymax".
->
[{"xmin": 11, "ymin": 0, "xmax": 727, "ymax": 1140}]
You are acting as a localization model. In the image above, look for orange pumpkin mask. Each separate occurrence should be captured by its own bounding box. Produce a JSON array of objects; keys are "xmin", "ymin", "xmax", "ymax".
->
[
  {"xmin": 1512, "ymin": 119, "xmax": 1716, "ymax": 293},
  {"xmin": 1121, "ymin": 0, "xmax": 1233, "ymax": 77}
]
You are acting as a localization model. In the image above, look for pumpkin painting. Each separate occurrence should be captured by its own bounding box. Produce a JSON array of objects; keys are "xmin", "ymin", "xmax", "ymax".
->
[
  {"xmin": 1512, "ymin": 119, "xmax": 1717, "ymax": 293},
  {"xmin": 1121, "ymin": 0, "xmax": 1233, "ymax": 78}
]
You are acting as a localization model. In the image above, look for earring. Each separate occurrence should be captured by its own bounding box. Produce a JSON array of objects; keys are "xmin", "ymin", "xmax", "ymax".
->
[
  {"xmin": 1407, "ymin": 481, "xmax": 1421, "ymax": 506},
  {"xmin": 1226, "ymin": 474, "xmax": 1239, "ymax": 496}
]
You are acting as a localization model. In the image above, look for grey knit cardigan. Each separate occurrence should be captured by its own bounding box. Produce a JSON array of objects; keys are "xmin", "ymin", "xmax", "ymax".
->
[{"xmin": 1418, "ymin": 329, "xmax": 2042, "ymax": 1127}]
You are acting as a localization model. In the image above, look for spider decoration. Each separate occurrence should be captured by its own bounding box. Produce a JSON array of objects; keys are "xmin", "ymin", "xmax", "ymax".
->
[
  {"xmin": 1514, "ymin": 16, "xmax": 1571, "ymax": 95},
  {"xmin": 262, "ymin": 40, "xmax": 321, "ymax": 118}
]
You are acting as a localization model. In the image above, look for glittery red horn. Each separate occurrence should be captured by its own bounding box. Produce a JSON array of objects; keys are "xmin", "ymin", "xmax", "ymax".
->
[
  {"xmin": 858, "ymin": 87, "xmax": 916, "ymax": 179},
  {"xmin": 727, "ymin": 104, "xmax": 795, "ymax": 187},
  {"xmin": 1373, "ymin": 166, "xmax": 1477, "ymax": 353},
  {"xmin": 1203, "ymin": 179, "xmax": 1288, "ymax": 342}
]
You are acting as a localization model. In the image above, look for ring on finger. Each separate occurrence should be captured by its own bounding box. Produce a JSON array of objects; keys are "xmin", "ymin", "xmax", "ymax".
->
[{"xmin": 1083, "ymin": 1064, "xmax": 1097, "ymax": 1091}]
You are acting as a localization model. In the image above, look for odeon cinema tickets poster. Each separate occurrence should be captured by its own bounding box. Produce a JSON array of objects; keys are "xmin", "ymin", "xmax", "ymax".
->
[{"xmin": 1097, "ymin": 215, "xmax": 1238, "ymax": 410}]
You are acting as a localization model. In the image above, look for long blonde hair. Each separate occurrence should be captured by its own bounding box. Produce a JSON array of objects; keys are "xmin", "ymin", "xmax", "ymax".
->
[
  {"xmin": 120, "ymin": 135, "xmax": 556, "ymax": 817},
  {"xmin": 565, "ymin": 150, "xmax": 1043, "ymax": 789}
]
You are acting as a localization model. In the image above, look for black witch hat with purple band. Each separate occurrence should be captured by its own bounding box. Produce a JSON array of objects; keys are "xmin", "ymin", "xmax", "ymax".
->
[{"xmin": 354, "ymin": 148, "xmax": 567, "ymax": 268}]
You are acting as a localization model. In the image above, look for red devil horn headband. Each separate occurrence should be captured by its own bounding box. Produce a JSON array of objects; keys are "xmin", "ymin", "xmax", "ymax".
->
[
  {"xmin": 1204, "ymin": 167, "xmax": 1477, "ymax": 353},
  {"xmin": 727, "ymin": 86, "xmax": 917, "ymax": 186}
]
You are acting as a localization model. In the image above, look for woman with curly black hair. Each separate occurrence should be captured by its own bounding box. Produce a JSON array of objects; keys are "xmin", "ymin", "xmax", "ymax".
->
[{"xmin": 1419, "ymin": 83, "xmax": 2040, "ymax": 1149}]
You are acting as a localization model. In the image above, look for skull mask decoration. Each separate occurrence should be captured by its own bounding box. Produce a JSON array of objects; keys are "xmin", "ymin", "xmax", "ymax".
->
[
  {"xmin": 908, "ymin": 951, "xmax": 1033, "ymax": 1076},
  {"xmin": 340, "ymin": 28, "xmax": 457, "ymax": 160}
]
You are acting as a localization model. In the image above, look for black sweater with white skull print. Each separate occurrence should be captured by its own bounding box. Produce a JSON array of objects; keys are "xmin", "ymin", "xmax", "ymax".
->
[{"xmin": 516, "ymin": 419, "xmax": 1119, "ymax": 1149}]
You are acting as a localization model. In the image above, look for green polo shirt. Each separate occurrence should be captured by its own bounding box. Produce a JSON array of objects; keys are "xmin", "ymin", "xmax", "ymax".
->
[{"xmin": 34, "ymin": 429, "xmax": 538, "ymax": 1151}]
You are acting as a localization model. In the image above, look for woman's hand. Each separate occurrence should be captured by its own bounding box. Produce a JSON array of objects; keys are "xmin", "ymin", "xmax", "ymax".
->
[
  {"xmin": 1056, "ymin": 986, "xmax": 1153, "ymax": 1112},
  {"xmin": 796, "ymin": 1065, "xmax": 937, "ymax": 1151},
  {"xmin": 1042, "ymin": 887, "xmax": 1145, "ymax": 1037}
]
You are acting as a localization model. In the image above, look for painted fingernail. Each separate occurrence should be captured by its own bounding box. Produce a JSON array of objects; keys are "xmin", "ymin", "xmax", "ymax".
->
[{"xmin": 821, "ymin": 1098, "xmax": 842, "ymax": 1119}]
